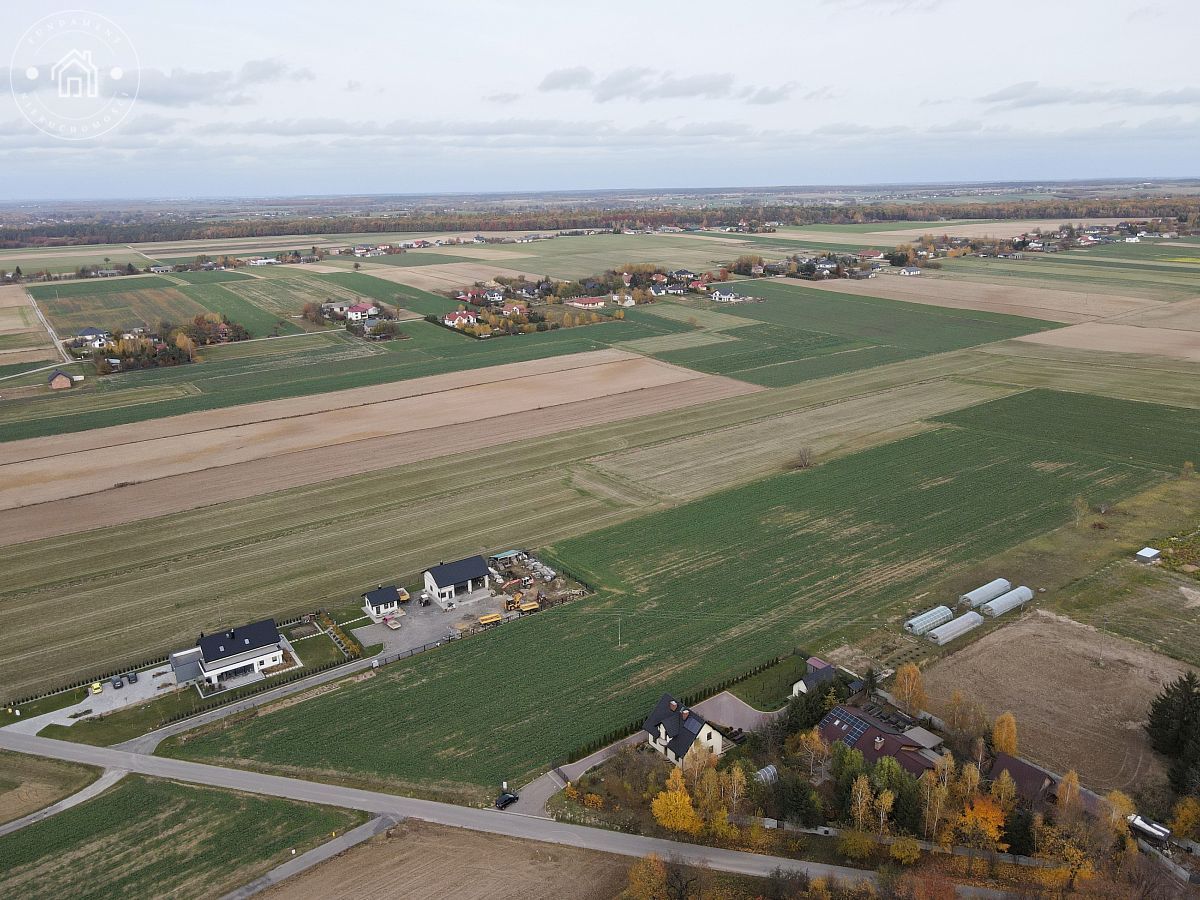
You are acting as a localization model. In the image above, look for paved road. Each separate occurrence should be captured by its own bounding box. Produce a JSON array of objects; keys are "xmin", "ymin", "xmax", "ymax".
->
[
  {"xmin": 220, "ymin": 815, "xmax": 399, "ymax": 899},
  {"xmin": 0, "ymin": 730, "xmax": 875, "ymax": 887}
]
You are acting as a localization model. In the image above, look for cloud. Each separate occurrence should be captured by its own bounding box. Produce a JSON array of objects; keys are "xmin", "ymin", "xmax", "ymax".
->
[
  {"xmin": 539, "ymin": 65, "xmax": 796, "ymax": 105},
  {"xmin": 344, "ymin": 80, "xmax": 363, "ymax": 92},
  {"xmin": 137, "ymin": 59, "xmax": 314, "ymax": 107},
  {"xmin": 538, "ymin": 66, "xmax": 594, "ymax": 91},
  {"xmin": 980, "ymin": 81, "xmax": 1200, "ymax": 110},
  {"xmin": 484, "ymin": 92, "xmax": 521, "ymax": 104}
]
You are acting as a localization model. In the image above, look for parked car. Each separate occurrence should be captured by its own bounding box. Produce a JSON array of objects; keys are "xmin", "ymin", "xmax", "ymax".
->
[
  {"xmin": 90, "ymin": 682, "xmax": 103, "ymax": 695},
  {"xmin": 127, "ymin": 671, "xmax": 139, "ymax": 684},
  {"xmin": 495, "ymin": 791, "xmax": 519, "ymax": 810},
  {"xmin": 110, "ymin": 676, "xmax": 123, "ymax": 689}
]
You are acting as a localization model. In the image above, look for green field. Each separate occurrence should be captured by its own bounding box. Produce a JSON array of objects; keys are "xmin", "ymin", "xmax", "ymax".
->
[
  {"xmin": 179, "ymin": 283, "xmax": 302, "ymax": 337},
  {"xmin": 936, "ymin": 388, "xmax": 1200, "ymax": 471},
  {"xmin": 0, "ymin": 776, "xmax": 365, "ymax": 900},
  {"xmin": 164, "ymin": 407, "xmax": 1161, "ymax": 791},
  {"xmin": 27, "ymin": 276, "xmax": 176, "ymax": 299},
  {"xmin": 169, "ymin": 269, "xmax": 256, "ymax": 284},
  {"xmin": 641, "ymin": 281, "xmax": 1057, "ymax": 386},
  {"xmin": 38, "ymin": 287, "xmax": 208, "ymax": 334},
  {"xmin": 317, "ymin": 271, "xmax": 409, "ymax": 303},
  {"xmin": 364, "ymin": 251, "xmax": 476, "ymax": 266}
]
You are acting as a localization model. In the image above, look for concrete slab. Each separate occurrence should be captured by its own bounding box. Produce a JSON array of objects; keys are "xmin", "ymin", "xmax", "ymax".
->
[{"xmin": 8, "ymin": 665, "xmax": 177, "ymax": 735}]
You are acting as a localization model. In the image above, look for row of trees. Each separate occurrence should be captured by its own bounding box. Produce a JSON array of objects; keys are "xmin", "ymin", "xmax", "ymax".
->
[{"xmin": 3, "ymin": 199, "xmax": 1193, "ymax": 249}]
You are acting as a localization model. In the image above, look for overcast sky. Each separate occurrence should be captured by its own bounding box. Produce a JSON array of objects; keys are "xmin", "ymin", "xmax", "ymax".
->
[{"xmin": 2, "ymin": 0, "xmax": 1198, "ymax": 200}]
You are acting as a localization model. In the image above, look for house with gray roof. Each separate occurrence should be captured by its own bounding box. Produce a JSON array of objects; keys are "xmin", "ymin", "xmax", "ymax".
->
[
  {"xmin": 423, "ymin": 555, "xmax": 490, "ymax": 604},
  {"xmin": 642, "ymin": 693, "xmax": 725, "ymax": 766}
]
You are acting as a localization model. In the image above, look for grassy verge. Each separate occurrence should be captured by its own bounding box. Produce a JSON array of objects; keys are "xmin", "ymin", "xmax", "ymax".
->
[
  {"xmin": 0, "ymin": 750, "xmax": 100, "ymax": 826},
  {"xmin": 729, "ymin": 654, "xmax": 810, "ymax": 711}
]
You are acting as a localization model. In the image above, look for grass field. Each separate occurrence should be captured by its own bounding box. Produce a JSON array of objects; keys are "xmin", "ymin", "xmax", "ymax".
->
[
  {"xmin": 936, "ymin": 388, "xmax": 1200, "ymax": 471},
  {"xmin": 640, "ymin": 281, "xmax": 1056, "ymax": 386},
  {"xmin": 169, "ymin": 270, "xmax": 256, "ymax": 284},
  {"xmin": 178, "ymin": 283, "xmax": 302, "ymax": 336},
  {"xmin": 0, "ymin": 776, "xmax": 365, "ymax": 900},
  {"xmin": 364, "ymin": 251, "xmax": 477, "ymax": 266},
  {"xmin": 164, "ymin": 411, "xmax": 1161, "ymax": 792},
  {"xmin": 27, "ymin": 277, "xmax": 176, "ymax": 299},
  {"xmin": 0, "ymin": 750, "xmax": 98, "ymax": 827}
]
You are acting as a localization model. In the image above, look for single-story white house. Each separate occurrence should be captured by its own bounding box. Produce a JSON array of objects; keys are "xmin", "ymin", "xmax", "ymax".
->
[
  {"xmin": 362, "ymin": 584, "xmax": 408, "ymax": 621},
  {"xmin": 321, "ymin": 300, "xmax": 352, "ymax": 316},
  {"xmin": 424, "ymin": 555, "xmax": 491, "ymax": 603},
  {"xmin": 149, "ymin": 265, "xmax": 172, "ymax": 274},
  {"xmin": 710, "ymin": 288, "xmax": 744, "ymax": 302},
  {"xmin": 170, "ymin": 619, "xmax": 286, "ymax": 687},
  {"xmin": 568, "ymin": 296, "xmax": 607, "ymax": 310},
  {"xmin": 642, "ymin": 693, "xmax": 725, "ymax": 766},
  {"xmin": 898, "ymin": 266, "xmax": 922, "ymax": 276}
]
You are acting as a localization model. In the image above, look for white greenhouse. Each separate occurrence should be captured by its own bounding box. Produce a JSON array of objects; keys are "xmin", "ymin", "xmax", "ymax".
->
[
  {"xmin": 904, "ymin": 605, "xmax": 953, "ymax": 636},
  {"xmin": 926, "ymin": 611, "xmax": 984, "ymax": 646},
  {"xmin": 980, "ymin": 586, "xmax": 1034, "ymax": 617},
  {"xmin": 960, "ymin": 578, "xmax": 1011, "ymax": 608}
]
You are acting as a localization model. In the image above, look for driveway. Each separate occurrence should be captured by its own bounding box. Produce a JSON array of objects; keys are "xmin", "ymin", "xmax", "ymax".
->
[
  {"xmin": 350, "ymin": 594, "xmax": 509, "ymax": 656},
  {"xmin": 0, "ymin": 730, "xmax": 876, "ymax": 889},
  {"xmin": 7, "ymin": 666, "xmax": 177, "ymax": 735}
]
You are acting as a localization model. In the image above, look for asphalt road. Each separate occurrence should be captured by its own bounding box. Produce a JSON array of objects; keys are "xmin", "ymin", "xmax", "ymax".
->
[{"xmin": 0, "ymin": 730, "xmax": 875, "ymax": 887}]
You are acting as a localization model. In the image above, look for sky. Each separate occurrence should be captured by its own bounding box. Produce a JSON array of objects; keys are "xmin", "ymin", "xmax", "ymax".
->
[{"xmin": 1, "ymin": 0, "xmax": 1198, "ymax": 200}]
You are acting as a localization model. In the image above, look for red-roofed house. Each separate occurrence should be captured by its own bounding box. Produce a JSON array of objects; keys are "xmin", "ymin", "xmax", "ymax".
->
[
  {"xmin": 499, "ymin": 302, "xmax": 527, "ymax": 317},
  {"xmin": 688, "ymin": 280, "xmax": 708, "ymax": 291},
  {"xmin": 443, "ymin": 309, "xmax": 479, "ymax": 328},
  {"xmin": 857, "ymin": 249, "xmax": 886, "ymax": 261},
  {"xmin": 346, "ymin": 302, "xmax": 379, "ymax": 322},
  {"xmin": 819, "ymin": 706, "xmax": 939, "ymax": 777}
]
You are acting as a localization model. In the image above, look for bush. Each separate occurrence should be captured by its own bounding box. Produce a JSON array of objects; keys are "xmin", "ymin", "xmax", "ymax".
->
[
  {"xmin": 890, "ymin": 836, "xmax": 922, "ymax": 866},
  {"xmin": 837, "ymin": 829, "xmax": 877, "ymax": 862}
]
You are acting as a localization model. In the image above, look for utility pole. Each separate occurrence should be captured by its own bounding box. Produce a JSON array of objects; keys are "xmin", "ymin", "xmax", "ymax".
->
[{"xmin": 617, "ymin": 616, "xmax": 622, "ymax": 649}]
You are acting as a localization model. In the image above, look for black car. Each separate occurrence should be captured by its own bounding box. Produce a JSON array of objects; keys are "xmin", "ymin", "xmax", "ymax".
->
[
  {"xmin": 127, "ymin": 671, "xmax": 139, "ymax": 684},
  {"xmin": 495, "ymin": 791, "xmax": 519, "ymax": 810},
  {"xmin": 110, "ymin": 676, "xmax": 123, "ymax": 689}
]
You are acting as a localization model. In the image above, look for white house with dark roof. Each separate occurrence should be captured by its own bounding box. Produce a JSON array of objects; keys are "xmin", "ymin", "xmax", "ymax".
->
[
  {"xmin": 642, "ymin": 693, "xmax": 725, "ymax": 766},
  {"xmin": 792, "ymin": 656, "xmax": 837, "ymax": 696},
  {"xmin": 170, "ymin": 618, "xmax": 288, "ymax": 688},
  {"xmin": 362, "ymin": 584, "xmax": 408, "ymax": 621},
  {"xmin": 423, "ymin": 556, "xmax": 491, "ymax": 603}
]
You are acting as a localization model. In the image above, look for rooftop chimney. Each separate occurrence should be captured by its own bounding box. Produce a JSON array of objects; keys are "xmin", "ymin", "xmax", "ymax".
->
[
  {"xmin": 681, "ymin": 709, "xmax": 690, "ymax": 720},
  {"xmin": 669, "ymin": 700, "xmax": 678, "ymax": 711},
  {"xmin": 874, "ymin": 736, "xmax": 885, "ymax": 752}
]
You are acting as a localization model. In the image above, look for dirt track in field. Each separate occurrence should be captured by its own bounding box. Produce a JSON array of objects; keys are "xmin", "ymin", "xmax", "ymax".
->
[
  {"xmin": 924, "ymin": 612, "xmax": 1184, "ymax": 792},
  {"xmin": 0, "ymin": 352, "xmax": 757, "ymax": 543},
  {"xmin": 1015, "ymin": 322, "xmax": 1200, "ymax": 360},
  {"xmin": 805, "ymin": 273, "xmax": 1163, "ymax": 323},
  {"xmin": 267, "ymin": 821, "xmax": 628, "ymax": 900}
]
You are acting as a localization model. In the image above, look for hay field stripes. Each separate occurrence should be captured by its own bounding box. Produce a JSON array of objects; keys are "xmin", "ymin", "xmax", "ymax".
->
[
  {"xmin": 590, "ymin": 379, "xmax": 1019, "ymax": 500},
  {"xmin": 223, "ymin": 275, "xmax": 364, "ymax": 318},
  {"xmin": 167, "ymin": 422, "xmax": 1161, "ymax": 789},
  {"xmin": 0, "ymin": 382, "xmax": 202, "ymax": 427}
]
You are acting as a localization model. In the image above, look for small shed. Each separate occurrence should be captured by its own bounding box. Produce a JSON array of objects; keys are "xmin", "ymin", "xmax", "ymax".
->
[
  {"xmin": 47, "ymin": 370, "xmax": 73, "ymax": 390},
  {"xmin": 1136, "ymin": 547, "xmax": 1162, "ymax": 563}
]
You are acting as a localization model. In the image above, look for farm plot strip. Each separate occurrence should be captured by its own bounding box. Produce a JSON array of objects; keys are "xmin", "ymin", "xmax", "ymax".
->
[
  {"xmin": 0, "ymin": 354, "xmax": 738, "ymax": 510},
  {"xmin": 0, "ymin": 372, "xmax": 757, "ymax": 544}
]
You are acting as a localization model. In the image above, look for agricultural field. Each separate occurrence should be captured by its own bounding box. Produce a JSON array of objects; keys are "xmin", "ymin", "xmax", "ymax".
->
[
  {"xmin": 168, "ymin": 269, "xmax": 255, "ymax": 284},
  {"xmin": 923, "ymin": 613, "xmax": 1185, "ymax": 793},
  {"xmin": 222, "ymin": 274, "xmax": 363, "ymax": 319},
  {"xmin": 0, "ymin": 776, "xmax": 365, "ymax": 900},
  {"xmin": 26, "ymin": 276, "xmax": 176, "ymax": 299},
  {"xmin": 640, "ymin": 281, "xmax": 1057, "ymax": 386},
  {"xmin": 0, "ymin": 750, "xmax": 98, "ymax": 826},
  {"xmin": 163, "ymin": 418, "xmax": 1161, "ymax": 792},
  {"xmin": 935, "ymin": 388, "xmax": 1200, "ymax": 471},
  {"xmin": 36, "ymin": 287, "xmax": 209, "ymax": 335},
  {"xmin": 0, "ymin": 286, "xmax": 58, "ymax": 370},
  {"xmin": 176, "ymin": 283, "xmax": 301, "ymax": 337}
]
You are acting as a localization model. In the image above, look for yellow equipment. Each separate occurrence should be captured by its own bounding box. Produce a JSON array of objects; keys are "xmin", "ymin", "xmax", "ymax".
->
[
  {"xmin": 479, "ymin": 613, "xmax": 503, "ymax": 627},
  {"xmin": 503, "ymin": 592, "xmax": 523, "ymax": 611},
  {"xmin": 518, "ymin": 601, "xmax": 541, "ymax": 615}
]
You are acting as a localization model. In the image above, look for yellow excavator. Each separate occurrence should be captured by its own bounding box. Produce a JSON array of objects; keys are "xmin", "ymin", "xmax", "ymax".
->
[{"xmin": 503, "ymin": 592, "xmax": 523, "ymax": 611}]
